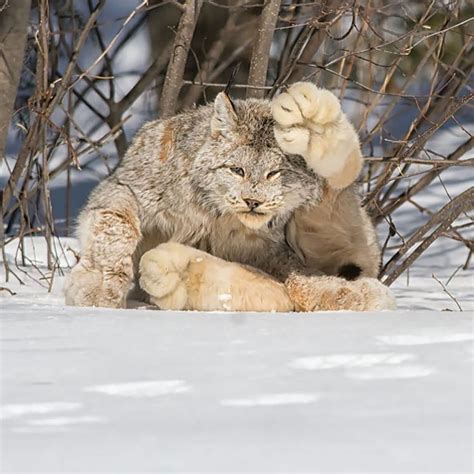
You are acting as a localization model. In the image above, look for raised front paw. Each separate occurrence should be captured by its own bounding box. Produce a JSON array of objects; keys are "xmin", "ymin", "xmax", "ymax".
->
[
  {"xmin": 286, "ymin": 275, "xmax": 396, "ymax": 312},
  {"xmin": 272, "ymin": 82, "xmax": 362, "ymax": 188},
  {"xmin": 272, "ymin": 82, "xmax": 341, "ymax": 130},
  {"xmin": 139, "ymin": 242, "xmax": 193, "ymax": 310}
]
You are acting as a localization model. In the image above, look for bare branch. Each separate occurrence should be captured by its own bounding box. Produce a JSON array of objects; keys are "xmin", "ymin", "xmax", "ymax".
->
[
  {"xmin": 0, "ymin": 0, "xmax": 31, "ymax": 163},
  {"xmin": 246, "ymin": 0, "xmax": 281, "ymax": 98},
  {"xmin": 158, "ymin": 0, "xmax": 203, "ymax": 118},
  {"xmin": 381, "ymin": 187, "xmax": 474, "ymax": 286}
]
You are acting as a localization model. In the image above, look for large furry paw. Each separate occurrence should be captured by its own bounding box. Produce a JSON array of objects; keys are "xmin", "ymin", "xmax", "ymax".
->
[
  {"xmin": 286, "ymin": 275, "xmax": 396, "ymax": 312},
  {"xmin": 64, "ymin": 262, "xmax": 128, "ymax": 308},
  {"xmin": 64, "ymin": 262, "xmax": 103, "ymax": 307},
  {"xmin": 272, "ymin": 82, "xmax": 362, "ymax": 188},
  {"xmin": 140, "ymin": 243, "xmax": 294, "ymax": 312},
  {"xmin": 139, "ymin": 242, "xmax": 192, "ymax": 311},
  {"xmin": 272, "ymin": 82, "xmax": 341, "ymax": 129}
]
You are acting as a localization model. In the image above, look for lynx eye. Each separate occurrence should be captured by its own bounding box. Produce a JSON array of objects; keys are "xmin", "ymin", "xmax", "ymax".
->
[
  {"xmin": 266, "ymin": 170, "xmax": 281, "ymax": 180},
  {"xmin": 230, "ymin": 167, "xmax": 245, "ymax": 177}
]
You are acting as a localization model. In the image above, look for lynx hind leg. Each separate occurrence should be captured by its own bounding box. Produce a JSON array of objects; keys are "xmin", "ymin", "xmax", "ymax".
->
[
  {"xmin": 139, "ymin": 242, "xmax": 293, "ymax": 312},
  {"xmin": 287, "ymin": 186, "xmax": 381, "ymax": 280},
  {"xmin": 286, "ymin": 274, "xmax": 396, "ymax": 312},
  {"xmin": 64, "ymin": 204, "xmax": 141, "ymax": 308},
  {"xmin": 272, "ymin": 82, "xmax": 362, "ymax": 189}
]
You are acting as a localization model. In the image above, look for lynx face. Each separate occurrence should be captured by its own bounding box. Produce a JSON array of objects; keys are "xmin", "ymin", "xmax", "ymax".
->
[
  {"xmin": 192, "ymin": 93, "xmax": 322, "ymax": 230},
  {"xmin": 211, "ymin": 146, "xmax": 291, "ymax": 229}
]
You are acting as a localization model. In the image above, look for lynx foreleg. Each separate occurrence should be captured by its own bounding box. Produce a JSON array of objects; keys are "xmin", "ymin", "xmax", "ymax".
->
[
  {"xmin": 65, "ymin": 194, "xmax": 141, "ymax": 308},
  {"xmin": 139, "ymin": 243, "xmax": 294, "ymax": 312},
  {"xmin": 272, "ymin": 82, "xmax": 363, "ymax": 189}
]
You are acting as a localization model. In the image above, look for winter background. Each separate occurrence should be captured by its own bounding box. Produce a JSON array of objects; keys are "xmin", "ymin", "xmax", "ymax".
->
[{"xmin": 1, "ymin": 1, "xmax": 473, "ymax": 472}]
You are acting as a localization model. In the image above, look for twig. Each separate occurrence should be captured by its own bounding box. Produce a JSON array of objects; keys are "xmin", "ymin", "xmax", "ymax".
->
[
  {"xmin": 0, "ymin": 286, "xmax": 16, "ymax": 296},
  {"xmin": 432, "ymin": 273, "xmax": 463, "ymax": 312},
  {"xmin": 381, "ymin": 187, "xmax": 474, "ymax": 286}
]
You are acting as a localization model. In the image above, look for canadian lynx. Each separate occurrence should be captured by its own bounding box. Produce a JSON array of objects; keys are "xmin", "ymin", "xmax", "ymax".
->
[{"xmin": 65, "ymin": 82, "xmax": 395, "ymax": 312}]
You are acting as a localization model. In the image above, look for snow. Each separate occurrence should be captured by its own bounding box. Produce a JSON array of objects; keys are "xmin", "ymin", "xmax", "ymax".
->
[
  {"xmin": 1, "ymin": 1, "xmax": 472, "ymax": 466},
  {"xmin": 85, "ymin": 380, "xmax": 193, "ymax": 397},
  {"xmin": 220, "ymin": 393, "xmax": 321, "ymax": 407},
  {"xmin": 1, "ymin": 299, "xmax": 472, "ymax": 472},
  {"xmin": 0, "ymin": 235, "xmax": 473, "ymax": 472},
  {"xmin": 1, "ymin": 150, "xmax": 472, "ymax": 471},
  {"xmin": 1, "ymin": 117, "xmax": 473, "ymax": 470}
]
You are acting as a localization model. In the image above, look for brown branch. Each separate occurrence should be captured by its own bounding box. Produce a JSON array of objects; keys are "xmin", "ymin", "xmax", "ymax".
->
[
  {"xmin": 0, "ymin": 286, "xmax": 16, "ymax": 296},
  {"xmin": 182, "ymin": 80, "xmax": 272, "ymax": 90},
  {"xmin": 158, "ymin": 0, "xmax": 203, "ymax": 118},
  {"xmin": 246, "ymin": 0, "xmax": 281, "ymax": 99},
  {"xmin": 432, "ymin": 273, "xmax": 463, "ymax": 312},
  {"xmin": 364, "ymin": 156, "xmax": 473, "ymax": 167},
  {"xmin": 365, "ymin": 91, "xmax": 474, "ymax": 216},
  {"xmin": 379, "ymin": 137, "xmax": 474, "ymax": 217},
  {"xmin": 0, "ymin": 0, "xmax": 31, "ymax": 163},
  {"xmin": 2, "ymin": 0, "xmax": 106, "ymax": 213},
  {"xmin": 181, "ymin": 10, "xmax": 251, "ymax": 107},
  {"xmin": 381, "ymin": 187, "xmax": 474, "ymax": 286},
  {"xmin": 115, "ymin": 44, "xmax": 172, "ymax": 114}
]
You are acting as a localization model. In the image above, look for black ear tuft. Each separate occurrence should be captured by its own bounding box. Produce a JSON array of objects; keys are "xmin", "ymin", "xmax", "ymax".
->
[
  {"xmin": 224, "ymin": 62, "xmax": 241, "ymax": 96},
  {"xmin": 338, "ymin": 263, "xmax": 362, "ymax": 281}
]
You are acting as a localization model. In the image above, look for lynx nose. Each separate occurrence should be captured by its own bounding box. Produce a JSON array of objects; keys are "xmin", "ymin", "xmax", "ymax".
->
[{"xmin": 244, "ymin": 199, "xmax": 262, "ymax": 211}]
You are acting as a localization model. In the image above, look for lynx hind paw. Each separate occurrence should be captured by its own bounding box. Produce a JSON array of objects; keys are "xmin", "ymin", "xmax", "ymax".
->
[
  {"xmin": 272, "ymin": 82, "xmax": 341, "ymax": 128},
  {"xmin": 287, "ymin": 275, "xmax": 396, "ymax": 312},
  {"xmin": 359, "ymin": 278, "xmax": 397, "ymax": 311},
  {"xmin": 139, "ymin": 243, "xmax": 191, "ymax": 310}
]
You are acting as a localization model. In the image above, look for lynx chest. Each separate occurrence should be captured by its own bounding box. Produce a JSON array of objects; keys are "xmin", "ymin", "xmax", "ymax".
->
[{"xmin": 203, "ymin": 214, "xmax": 284, "ymax": 266}]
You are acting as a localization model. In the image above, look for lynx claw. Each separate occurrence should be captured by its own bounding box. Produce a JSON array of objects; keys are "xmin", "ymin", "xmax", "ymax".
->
[
  {"xmin": 272, "ymin": 82, "xmax": 361, "ymax": 188},
  {"xmin": 272, "ymin": 82, "xmax": 341, "ymax": 128},
  {"xmin": 273, "ymin": 126, "xmax": 310, "ymax": 155},
  {"xmin": 272, "ymin": 83, "xmax": 344, "ymax": 161},
  {"xmin": 271, "ymin": 92, "xmax": 305, "ymax": 127}
]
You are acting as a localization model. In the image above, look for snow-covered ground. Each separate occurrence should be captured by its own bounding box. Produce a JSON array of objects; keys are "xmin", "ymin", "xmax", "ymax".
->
[
  {"xmin": 1, "ymin": 2, "xmax": 472, "ymax": 468},
  {"xmin": 1, "ymin": 105, "xmax": 473, "ymax": 471},
  {"xmin": 1, "ymin": 305, "xmax": 473, "ymax": 473},
  {"xmin": 1, "ymin": 140, "xmax": 473, "ymax": 472},
  {"xmin": 1, "ymin": 234, "xmax": 473, "ymax": 472}
]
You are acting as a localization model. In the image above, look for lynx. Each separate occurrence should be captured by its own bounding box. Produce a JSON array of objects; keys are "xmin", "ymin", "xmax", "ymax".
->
[{"xmin": 64, "ymin": 82, "xmax": 395, "ymax": 312}]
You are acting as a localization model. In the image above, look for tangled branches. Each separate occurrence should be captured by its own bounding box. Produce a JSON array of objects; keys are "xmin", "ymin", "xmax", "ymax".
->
[{"xmin": 0, "ymin": 0, "xmax": 472, "ymax": 288}]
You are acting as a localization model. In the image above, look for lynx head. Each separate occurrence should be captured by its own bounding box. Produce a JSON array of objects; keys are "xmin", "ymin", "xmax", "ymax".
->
[{"xmin": 192, "ymin": 92, "xmax": 322, "ymax": 230}]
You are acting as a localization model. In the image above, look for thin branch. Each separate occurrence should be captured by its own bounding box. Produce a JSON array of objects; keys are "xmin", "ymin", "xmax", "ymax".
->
[{"xmin": 382, "ymin": 187, "xmax": 474, "ymax": 286}]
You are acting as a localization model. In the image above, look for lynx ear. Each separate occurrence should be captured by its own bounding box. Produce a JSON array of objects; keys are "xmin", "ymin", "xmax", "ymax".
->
[{"xmin": 211, "ymin": 92, "xmax": 238, "ymax": 138}]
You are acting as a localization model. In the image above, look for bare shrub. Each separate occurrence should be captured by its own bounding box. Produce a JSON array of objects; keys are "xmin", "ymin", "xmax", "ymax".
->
[{"xmin": 1, "ymin": 0, "xmax": 472, "ymax": 288}]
